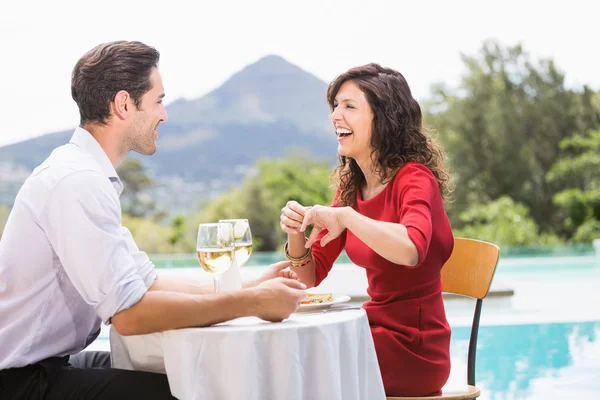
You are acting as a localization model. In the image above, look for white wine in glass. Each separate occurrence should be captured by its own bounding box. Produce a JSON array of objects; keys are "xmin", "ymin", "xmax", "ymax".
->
[
  {"xmin": 219, "ymin": 219, "xmax": 253, "ymax": 267},
  {"xmin": 197, "ymin": 249, "xmax": 235, "ymax": 274},
  {"xmin": 196, "ymin": 223, "xmax": 235, "ymax": 292}
]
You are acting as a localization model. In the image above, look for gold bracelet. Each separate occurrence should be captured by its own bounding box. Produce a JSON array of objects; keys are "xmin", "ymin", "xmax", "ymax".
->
[
  {"xmin": 290, "ymin": 256, "xmax": 313, "ymax": 268},
  {"xmin": 284, "ymin": 239, "xmax": 311, "ymax": 262}
]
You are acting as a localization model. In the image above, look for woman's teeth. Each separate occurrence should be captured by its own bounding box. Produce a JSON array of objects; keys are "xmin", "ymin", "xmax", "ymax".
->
[{"xmin": 336, "ymin": 128, "xmax": 353, "ymax": 137}]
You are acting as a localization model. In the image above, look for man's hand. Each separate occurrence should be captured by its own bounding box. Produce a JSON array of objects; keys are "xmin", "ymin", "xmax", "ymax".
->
[{"xmin": 253, "ymin": 278, "xmax": 307, "ymax": 322}]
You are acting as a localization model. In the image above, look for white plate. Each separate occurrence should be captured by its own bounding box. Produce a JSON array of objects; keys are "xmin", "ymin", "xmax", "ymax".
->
[{"xmin": 297, "ymin": 295, "xmax": 351, "ymax": 311}]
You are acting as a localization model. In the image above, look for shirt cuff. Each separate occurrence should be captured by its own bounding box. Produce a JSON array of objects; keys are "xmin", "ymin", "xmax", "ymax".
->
[
  {"xmin": 96, "ymin": 277, "xmax": 148, "ymax": 325},
  {"xmin": 139, "ymin": 260, "xmax": 158, "ymax": 289}
]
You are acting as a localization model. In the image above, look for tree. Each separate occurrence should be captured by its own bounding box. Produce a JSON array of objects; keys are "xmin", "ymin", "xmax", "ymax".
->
[
  {"xmin": 426, "ymin": 39, "xmax": 600, "ymax": 232},
  {"xmin": 547, "ymin": 129, "xmax": 600, "ymax": 241},
  {"xmin": 452, "ymin": 196, "xmax": 559, "ymax": 246},
  {"xmin": 117, "ymin": 159, "xmax": 155, "ymax": 218}
]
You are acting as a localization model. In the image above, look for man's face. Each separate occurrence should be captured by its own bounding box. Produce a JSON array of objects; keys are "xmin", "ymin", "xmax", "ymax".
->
[{"xmin": 127, "ymin": 67, "xmax": 168, "ymax": 156}]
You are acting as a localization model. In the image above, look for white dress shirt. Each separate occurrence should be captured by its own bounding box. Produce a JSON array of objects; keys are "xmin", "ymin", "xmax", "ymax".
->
[{"xmin": 0, "ymin": 127, "xmax": 157, "ymax": 369}]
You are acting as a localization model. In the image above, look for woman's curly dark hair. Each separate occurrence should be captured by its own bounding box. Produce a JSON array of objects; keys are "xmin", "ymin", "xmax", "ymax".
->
[{"xmin": 327, "ymin": 63, "xmax": 453, "ymax": 207}]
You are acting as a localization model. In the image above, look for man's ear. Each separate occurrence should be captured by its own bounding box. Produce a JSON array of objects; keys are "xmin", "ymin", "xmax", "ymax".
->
[{"xmin": 113, "ymin": 90, "xmax": 132, "ymax": 120}]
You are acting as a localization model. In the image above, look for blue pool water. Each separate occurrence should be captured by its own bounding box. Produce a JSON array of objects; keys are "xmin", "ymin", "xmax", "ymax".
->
[
  {"xmin": 450, "ymin": 321, "xmax": 600, "ymax": 399},
  {"xmin": 148, "ymin": 244, "xmax": 598, "ymax": 269}
]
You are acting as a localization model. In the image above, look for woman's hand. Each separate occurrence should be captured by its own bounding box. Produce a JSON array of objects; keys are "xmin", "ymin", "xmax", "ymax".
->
[
  {"xmin": 300, "ymin": 205, "xmax": 348, "ymax": 248},
  {"xmin": 280, "ymin": 200, "xmax": 310, "ymax": 235},
  {"xmin": 250, "ymin": 260, "xmax": 299, "ymax": 288}
]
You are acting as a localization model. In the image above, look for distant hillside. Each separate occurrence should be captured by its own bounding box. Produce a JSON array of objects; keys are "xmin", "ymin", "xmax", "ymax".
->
[{"xmin": 0, "ymin": 55, "xmax": 338, "ymax": 185}]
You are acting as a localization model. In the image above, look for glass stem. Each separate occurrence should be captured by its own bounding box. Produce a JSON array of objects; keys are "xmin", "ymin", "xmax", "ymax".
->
[{"xmin": 214, "ymin": 275, "xmax": 222, "ymax": 293}]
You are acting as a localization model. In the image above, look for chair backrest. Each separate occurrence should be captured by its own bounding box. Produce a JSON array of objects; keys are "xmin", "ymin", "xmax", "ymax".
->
[{"xmin": 441, "ymin": 238, "xmax": 500, "ymax": 299}]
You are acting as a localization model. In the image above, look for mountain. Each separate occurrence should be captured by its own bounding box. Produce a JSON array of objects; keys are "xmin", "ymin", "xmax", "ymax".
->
[{"xmin": 0, "ymin": 55, "xmax": 338, "ymax": 186}]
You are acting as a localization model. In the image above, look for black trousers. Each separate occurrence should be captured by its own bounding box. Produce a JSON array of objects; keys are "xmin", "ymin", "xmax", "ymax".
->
[{"xmin": 0, "ymin": 351, "xmax": 177, "ymax": 400}]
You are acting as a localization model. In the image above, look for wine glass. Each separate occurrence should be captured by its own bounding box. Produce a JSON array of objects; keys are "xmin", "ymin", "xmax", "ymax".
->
[
  {"xmin": 219, "ymin": 219, "xmax": 253, "ymax": 267},
  {"xmin": 196, "ymin": 223, "xmax": 235, "ymax": 293}
]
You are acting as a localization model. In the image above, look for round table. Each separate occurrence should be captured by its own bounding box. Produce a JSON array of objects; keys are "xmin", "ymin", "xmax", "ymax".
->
[{"xmin": 110, "ymin": 308, "xmax": 385, "ymax": 400}]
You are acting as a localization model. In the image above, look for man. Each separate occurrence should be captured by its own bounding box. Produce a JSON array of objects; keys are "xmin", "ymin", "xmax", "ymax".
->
[{"xmin": 0, "ymin": 41, "xmax": 306, "ymax": 400}]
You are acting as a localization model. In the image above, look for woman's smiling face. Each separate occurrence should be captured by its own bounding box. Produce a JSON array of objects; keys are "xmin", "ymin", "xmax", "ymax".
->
[{"xmin": 330, "ymin": 80, "xmax": 374, "ymax": 161}]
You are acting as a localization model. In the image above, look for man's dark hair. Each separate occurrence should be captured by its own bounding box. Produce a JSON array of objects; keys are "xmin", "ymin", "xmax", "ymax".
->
[{"xmin": 71, "ymin": 41, "xmax": 160, "ymax": 125}]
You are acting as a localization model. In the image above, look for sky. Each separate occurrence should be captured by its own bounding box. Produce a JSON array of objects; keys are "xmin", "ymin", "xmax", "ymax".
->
[{"xmin": 0, "ymin": 0, "xmax": 598, "ymax": 147}]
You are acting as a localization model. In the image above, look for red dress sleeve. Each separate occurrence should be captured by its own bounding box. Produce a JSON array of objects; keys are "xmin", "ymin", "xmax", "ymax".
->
[
  {"xmin": 310, "ymin": 190, "xmax": 347, "ymax": 286},
  {"xmin": 396, "ymin": 164, "xmax": 437, "ymax": 268}
]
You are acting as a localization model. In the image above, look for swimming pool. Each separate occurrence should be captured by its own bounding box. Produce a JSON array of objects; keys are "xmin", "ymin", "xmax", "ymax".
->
[
  {"xmin": 450, "ymin": 320, "xmax": 600, "ymax": 399},
  {"xmin": 148, "ymin": 243, "xmax": 598, "ymax": 269},
  {"xmin": 444, "ymin": 254, "xmax": 600, "ymax": 399}
]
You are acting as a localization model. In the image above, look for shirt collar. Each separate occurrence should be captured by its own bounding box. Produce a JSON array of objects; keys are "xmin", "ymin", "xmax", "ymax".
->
[
  {"xmin": 70, "ymin": 127, "xmax": 119, "ymax": 178},
  {"xmin": 69, "ymin": 127, "xmax": 123, "ymax": 195}
]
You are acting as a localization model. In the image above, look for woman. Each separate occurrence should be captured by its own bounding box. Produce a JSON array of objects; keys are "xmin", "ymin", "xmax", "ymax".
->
[{"xmin": 280, "ymin": 63, "xmax": 454, "ymax": 397}]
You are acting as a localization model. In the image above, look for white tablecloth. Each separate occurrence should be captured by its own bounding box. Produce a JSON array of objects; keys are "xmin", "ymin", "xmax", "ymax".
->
[{"xmin": 110, "ymin": 308, "xmax": 385, "ymax": 400}]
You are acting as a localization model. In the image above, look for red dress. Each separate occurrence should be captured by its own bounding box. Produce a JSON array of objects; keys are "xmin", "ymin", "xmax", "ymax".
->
[{"xmin": 311, "ymin": 162, "xmax": 454, "ymax": 396}]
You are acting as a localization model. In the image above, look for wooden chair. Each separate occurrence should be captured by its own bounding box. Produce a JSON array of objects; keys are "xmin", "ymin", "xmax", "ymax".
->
[{"xmin": 387, "ymin": 238, "xmax": 500, "ymax": 400}]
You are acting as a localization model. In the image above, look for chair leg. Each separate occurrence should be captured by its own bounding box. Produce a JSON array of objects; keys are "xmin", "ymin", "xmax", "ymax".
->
[{"xmin": 468, "ymin": 298, "xmax": 483, "ymax": 387}]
